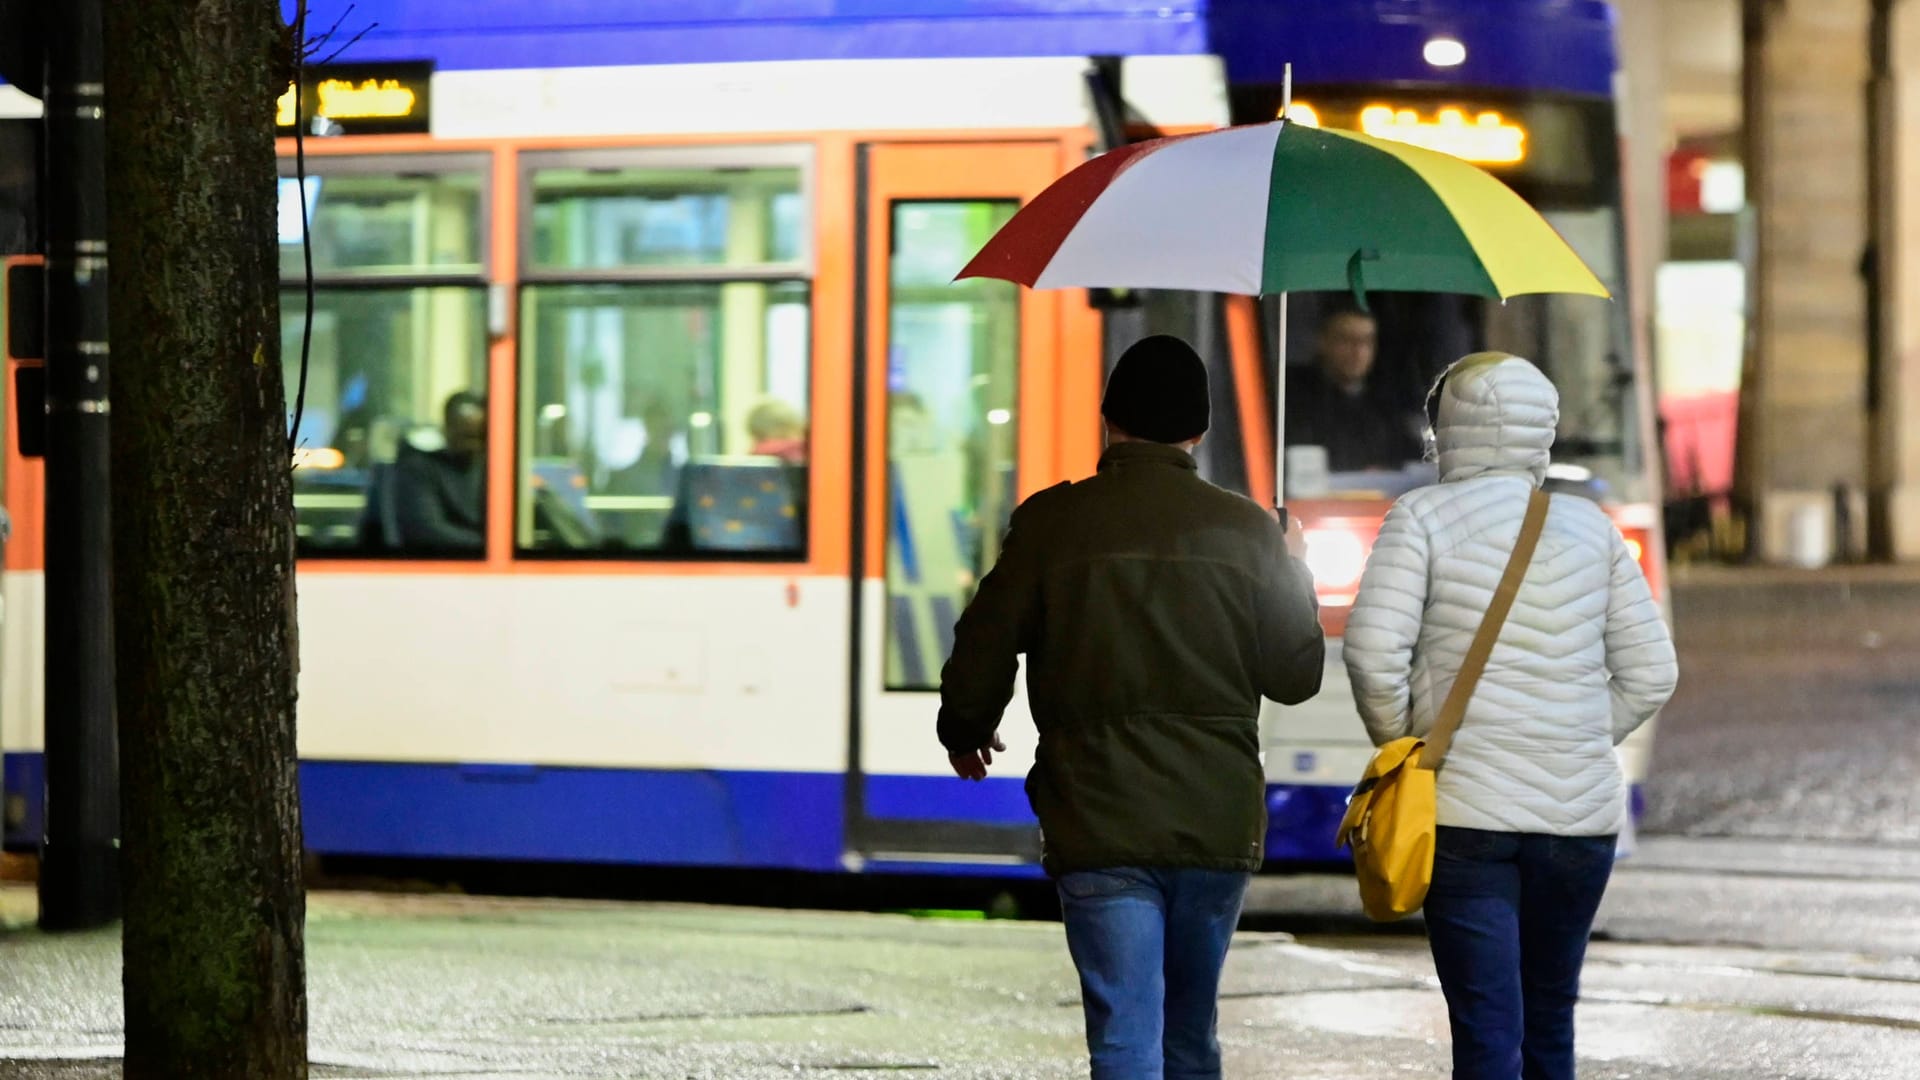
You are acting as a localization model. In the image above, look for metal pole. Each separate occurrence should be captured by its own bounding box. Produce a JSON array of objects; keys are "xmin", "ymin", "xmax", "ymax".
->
[
  {"xmin": 38, "ymin": 0, "xmax": 118, "ymax": 932},
  {"xmin": 1273, "ymin": 294, "xmax": 1288, "ymax": 502},
  {"xmin": 1273, "ymin": 63, "xmax": 1292, "ymax": 502}
]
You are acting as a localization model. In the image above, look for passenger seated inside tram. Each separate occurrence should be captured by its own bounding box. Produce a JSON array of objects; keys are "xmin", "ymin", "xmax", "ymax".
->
[
  {"xmin": 1285, "ymin": 306, "xmax": 1423, "ymax": 474},
  {"xmin": 596, "ymin": 399, "xmax": 690, "ymax": 551},
  {"xmin": 746, "ymin": 398, "xmax": 807, "ymax": 464},
  {"xmin": 606, "ymin": 399, "xmax": 685, "ymax": 499},
  {"xmin": 388, "ymin": 390, "xmax": 487, "ymax": 553}
]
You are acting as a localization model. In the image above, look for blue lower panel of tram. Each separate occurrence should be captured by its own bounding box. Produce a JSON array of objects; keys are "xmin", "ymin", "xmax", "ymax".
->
[{"xmin": 3, "ymin": 750, "xmax": 1374, "ymax": 871}]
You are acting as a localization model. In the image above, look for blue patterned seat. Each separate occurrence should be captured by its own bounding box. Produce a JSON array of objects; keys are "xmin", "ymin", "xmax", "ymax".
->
[{"xmin": 681, "ymin": 456, "xmax": 804, "ymax": 554}]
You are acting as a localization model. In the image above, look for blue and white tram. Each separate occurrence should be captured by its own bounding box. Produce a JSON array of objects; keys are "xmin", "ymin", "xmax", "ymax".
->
[{"xmin": 0, "ymin": 1, "xmax": 1661, "ymax": 875}]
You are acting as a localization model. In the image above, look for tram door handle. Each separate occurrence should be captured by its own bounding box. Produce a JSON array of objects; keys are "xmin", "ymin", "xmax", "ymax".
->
[{"xmin": 488, "ymin": 283, "xmax": 511, "ymax": 340}]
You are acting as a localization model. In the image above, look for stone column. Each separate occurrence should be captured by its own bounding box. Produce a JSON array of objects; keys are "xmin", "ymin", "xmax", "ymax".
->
[
  {"xmin": 1870, "ymin": 0, "xmax": 1920, "ymax": 557},
  {"xmin": 1616, "ymin": 0, "xmax": 1671, "ymax": 500},
  {"xmin": 1738, "ymin": 0, "xmax": 1873, "ymax": 562}
]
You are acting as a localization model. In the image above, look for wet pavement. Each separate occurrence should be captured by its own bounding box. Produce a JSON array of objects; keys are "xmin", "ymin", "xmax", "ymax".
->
[
  {"xmin": 1643, "ymin": 575, "xmax": 1920, "ymax": 844},
  {"xmin": 4, "ymin": 573, "xmax": 1920, "ymax": 1078},
  {"xmin": 3, "ymin": 835, "xmax": 1919, "ymax": 1080}
]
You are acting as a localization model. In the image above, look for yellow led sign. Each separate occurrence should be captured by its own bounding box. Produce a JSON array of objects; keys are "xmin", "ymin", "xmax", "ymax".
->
[
  {"xmin": 276, "ymin": 62, "xmax": 432, "ymax": 135},
  {"xmin": 1359, "ymin": 105, "xmax": 1527, "ymax": 164},
  {"xmin": 316, "ymin": 78, "xmax": 418, "ymax": 120},
  {"xmin": 1284, "ymin": 101, "xmax": 1529, "ymax": 166}
]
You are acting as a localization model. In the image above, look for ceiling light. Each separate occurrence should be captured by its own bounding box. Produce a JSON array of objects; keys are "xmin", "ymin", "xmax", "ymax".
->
[{"xmin": 1424, "ymin": 37, "xmax": 1467, "ymax": 67}]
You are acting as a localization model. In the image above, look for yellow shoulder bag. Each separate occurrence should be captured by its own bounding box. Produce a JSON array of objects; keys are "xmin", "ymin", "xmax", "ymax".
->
[{"xmin": 1335, "ymin": 488, "xmax": 1550, "ymax": 921}]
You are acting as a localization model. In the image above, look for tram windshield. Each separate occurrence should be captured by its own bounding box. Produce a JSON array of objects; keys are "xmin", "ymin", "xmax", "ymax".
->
[{"xmin": 1234, "ymin": 87, "xmax": 1647, "ymax": 505}]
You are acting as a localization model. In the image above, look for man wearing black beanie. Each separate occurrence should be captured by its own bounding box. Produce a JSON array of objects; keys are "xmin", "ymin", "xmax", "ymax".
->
[{"xmin": 938, "ymin": 334, "xmax": 1325, "ymax": 1080}]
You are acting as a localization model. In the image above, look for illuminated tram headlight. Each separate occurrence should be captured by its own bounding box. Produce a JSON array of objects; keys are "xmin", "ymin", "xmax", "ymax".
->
[
  {"xmin": 1282, "ymin": 102, "xmax": 1322, "ymax": 127},
  {"xmin": 1303, "ymin": 528, "xmax": 1369, "ymax": 591}
]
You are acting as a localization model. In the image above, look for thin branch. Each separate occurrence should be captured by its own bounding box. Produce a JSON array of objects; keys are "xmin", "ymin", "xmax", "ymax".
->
[
  {"xmin": 285, "ymin": 0, "xmax": 378, "ymax": 459},
  {"xmin": 300, "ymin": 4, "xmax": 355, "ymax": 61},
  {"xmin": 288, "ymin": 0, "xmax": 315, "ymax": 459},
  {"xmin": 298, "ymin": 3, "xmax": 379, "ymax": 69},
  {"xmin": 316, "ymin": 26, "xmax": 376, "ymax": 67}
]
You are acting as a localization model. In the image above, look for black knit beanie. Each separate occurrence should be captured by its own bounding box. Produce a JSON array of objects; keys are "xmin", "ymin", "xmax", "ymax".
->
[{"xmin": 1102, "ymin": 335, "xmax": 1210, "ymax": 444}]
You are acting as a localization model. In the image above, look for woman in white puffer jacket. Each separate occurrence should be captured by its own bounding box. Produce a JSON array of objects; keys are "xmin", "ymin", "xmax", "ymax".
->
[{"xmin": 1343, "ymin": 352, "xmax": 1677, "ymax": 1080}]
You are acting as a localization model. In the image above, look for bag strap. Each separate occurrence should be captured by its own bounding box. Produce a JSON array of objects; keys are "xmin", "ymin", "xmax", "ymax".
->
[{"xmin": 1417, "ymin": 488, "xmax": 1551, "ymax": 769}]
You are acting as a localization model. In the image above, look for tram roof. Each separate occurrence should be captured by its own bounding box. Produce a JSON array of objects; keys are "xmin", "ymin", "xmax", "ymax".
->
[{"xmin": 276, "ymin": 0, "xmax": 1618, "ymax": 97}]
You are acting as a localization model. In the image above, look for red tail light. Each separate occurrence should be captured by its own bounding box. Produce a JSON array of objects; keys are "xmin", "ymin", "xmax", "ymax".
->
[{"xmin": 1611, "ymin": 508, "xmax": 1665, "ymax": 602}]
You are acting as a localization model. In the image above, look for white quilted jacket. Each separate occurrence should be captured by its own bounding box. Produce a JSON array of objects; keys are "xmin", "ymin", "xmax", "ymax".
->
[{"xmin": 1342, "ymin": 355, "xmax": 1678, "ymax": 836}]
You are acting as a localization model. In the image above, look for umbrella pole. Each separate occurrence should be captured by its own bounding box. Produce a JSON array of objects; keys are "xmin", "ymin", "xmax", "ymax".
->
[
  {"xmin": 1272, "ymin": 292, "xmax": 1288, "ymax": 508},
  {"xmin": 1273, "ymin": 61, "xmax": 1291, "ymax": 508}
]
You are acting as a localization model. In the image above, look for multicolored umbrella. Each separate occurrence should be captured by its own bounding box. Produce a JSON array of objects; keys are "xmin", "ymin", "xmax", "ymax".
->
[
  {"xmin": 957, "ymin": 118, "xmax": 1608, "ymax": 305},
  {"xmin": 958, "ymin": 87, "xmax": 1609, "ymax": 496}
]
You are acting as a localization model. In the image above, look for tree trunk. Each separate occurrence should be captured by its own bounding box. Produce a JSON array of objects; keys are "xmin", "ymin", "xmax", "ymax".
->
[{"xmin": 103, "ymin": 1, "xmax": 306, "ymax": 1076}]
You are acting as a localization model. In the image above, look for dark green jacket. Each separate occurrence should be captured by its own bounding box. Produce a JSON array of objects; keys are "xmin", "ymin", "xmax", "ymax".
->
[{"xmin": 937, "ymin": 441, "xmax": 1325, "ymax": 874}]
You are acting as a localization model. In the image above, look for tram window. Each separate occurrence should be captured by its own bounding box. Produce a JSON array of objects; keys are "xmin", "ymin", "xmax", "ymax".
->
[
  {"xmin": 529, "ymin": 166, "xmax": 804, "ymax": 272},
  {"xmin": 1237, "ymin": 87, "xmax": 1645, "ymax": 504},
  {"xmin": 284, "ymin": 287, "xmax": 490, "ymax": 557},
  {"xmin": 884, "ymin": 201, "xmax": 1018, "ymax": 692},
  {"xmin": 1486, "ymin": 206, "xmax": 1643, "ymax": 501},
  {"xmin": 277, "ymin": 171, "xmax": 483, "ymax": 280},
  {"xmin": 516, "ymin": 281, "xmax": 811, "ymax": 557},
  {"xmin": 1277, "ymin": 265, "xmax": 1639, "ymax": 501},
  {"xmin": 1279, "ymin": 298, "xmax": 1430, "ymax": 493},
  {"xmin": 1101, "ymin": 291, "xmax": 1247, "ymax": 496}
]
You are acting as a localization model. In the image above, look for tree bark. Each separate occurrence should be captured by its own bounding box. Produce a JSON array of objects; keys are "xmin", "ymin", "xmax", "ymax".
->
[{"xmin": 104, "ymin": 0, "xmax": 306, "ymax": 1076}]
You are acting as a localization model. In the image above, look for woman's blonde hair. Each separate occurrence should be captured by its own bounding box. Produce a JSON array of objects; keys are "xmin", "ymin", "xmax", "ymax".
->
[{"xmin": 747, "ymin": 398, "xmax": 804, "ymax": 441}]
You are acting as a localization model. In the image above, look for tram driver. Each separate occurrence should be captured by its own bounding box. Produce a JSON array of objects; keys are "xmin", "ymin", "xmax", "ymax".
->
[{"xmin": 1284, "ymin": 305, "xmax": 1423, "ymax": 474}]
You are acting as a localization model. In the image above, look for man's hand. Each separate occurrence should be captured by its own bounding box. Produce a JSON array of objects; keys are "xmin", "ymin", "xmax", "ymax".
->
[
  {"xmin": 949, "ymin": 732, "xmax": 1007, "ymax": 781},
  {"xmin": 1276, "ymin": 504, "xmax": 1308, "ymax": 561}
]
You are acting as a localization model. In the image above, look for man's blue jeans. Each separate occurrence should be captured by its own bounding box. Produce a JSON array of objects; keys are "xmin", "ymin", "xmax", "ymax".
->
[
  {"xmin": 1423, "ymin": 827, "xmax": 1616, "ymax": 1080},
  {"xmin": 1056, "ymin": 867, "xmax": 1250, "ymax": 1080}
]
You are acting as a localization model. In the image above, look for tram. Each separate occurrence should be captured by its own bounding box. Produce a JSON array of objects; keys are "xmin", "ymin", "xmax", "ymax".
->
[{"xmin": 0, "ymin": 0, "xmax": 1661, "ymax": 874}]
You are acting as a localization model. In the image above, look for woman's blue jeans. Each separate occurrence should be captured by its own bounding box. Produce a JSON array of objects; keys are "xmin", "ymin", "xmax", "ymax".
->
[{"xmin": 1423, "ymin": 826, "xmax": 1616, "ymax": 1080}]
